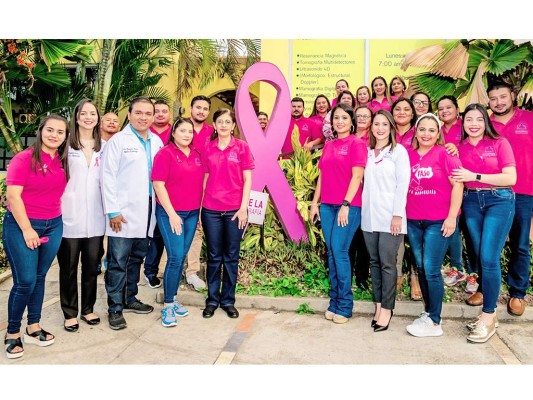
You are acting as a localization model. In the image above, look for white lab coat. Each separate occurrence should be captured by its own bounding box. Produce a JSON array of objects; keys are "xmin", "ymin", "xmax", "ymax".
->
[
  {"xmin": 61, "ymin": 142, "xmax": 106, "ymax": 238},
  {"xmin": 100, "ymin": 124, "xmax": 163, "ymax": 238},
  {"xmin": 361, "ymin": 143, "xmax": 410, "ymax": 234}
]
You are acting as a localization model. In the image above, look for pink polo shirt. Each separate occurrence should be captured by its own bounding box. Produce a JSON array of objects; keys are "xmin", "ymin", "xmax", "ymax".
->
[
  {"xmin": 309, "ymin": 114, "xmax": 326, "ymax": 127},
  {"xmin": 151, "ymin": 144, "xmax": 204, "ymax": 211},
  {"xmin": 490, "ymin": 108, "xmax": 533, "ymax": 195},
  {"xmin": 442, "ymin": 118, "xmax": 463, "ymax": 146},
  {"xmin": 6, "ymin": 148, "xmax": 67, "ymax": 219},
  {"xmin": 331, "ymin": 98, "xmax": 338, "ymax": 107},
  {"xmin": 356, "ymin": 132, "xmax": 370, "ymax": 147},
  {"xmin": 369, "ymin": 96, "xmax": 397, "ymax": 113},
  {"xmin": 281, "ymin": 117, "xmax": 322, "ymax": 154},
  {"xmin": 192, "ymin": 122, "xmax": 214, "ymax": 155},
  {"xmin": 318, "ymin": 135, "xmax": 367, "ymax": 206},
  {"xmin": 458, "ymin": 137, "xmax": 515, "ymax": 189},
  {"xmin": 406, "ymin": 145, "xmax": 462, "ymax": 221},
  {"xmin": 150, "ymin": 124, "xmax": 172, "ymax": 146},
  {"xmin": 202, "ymin": 137, "xmax": 255, "ymax": 211},
  {"xmin": 396, "ymin": 126, "xmax": 415, "ymax": 148}
]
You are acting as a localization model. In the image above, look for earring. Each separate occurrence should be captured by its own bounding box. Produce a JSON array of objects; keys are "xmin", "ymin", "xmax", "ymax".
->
[{"xmin": 350, "ymin": 125, "xmax": 355, "ymax": 133}]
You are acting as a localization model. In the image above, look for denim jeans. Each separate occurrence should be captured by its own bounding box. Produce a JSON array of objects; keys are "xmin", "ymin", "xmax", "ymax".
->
[
  {"xmin": 446, "ymin": 216, "xmax": 463, "ymax": 270},
  {"xmin": 320, "ymin": 204, "xmax": 361, "ymax": 318},
  {"xmin": 201, "ymin": 208, "xmax": 243, "ymax": 308},
  {"xmin": 462, "ymin": 188, "xmax": 515, "ymax": 313},
  {"xmin": 105, "ymin": 236, "xmax": 149, "ymax": 313},
  {"xmin": 2, "ymin": 211, "xmax": 63, "ymax": 334},
  {"xmin": 407, "ymin": 219, "xmax": 451, "ymax": 324},
  {"xmin": 156, "ymin": 204, "xmax": 199, "ymax": 304},
  {"xmin": 507, "ymin": 194, "xmax": 533, "ymax": 299},
  {"xmin": 144, "ymin": 223, "xmax": 164, "ymax": 279}
]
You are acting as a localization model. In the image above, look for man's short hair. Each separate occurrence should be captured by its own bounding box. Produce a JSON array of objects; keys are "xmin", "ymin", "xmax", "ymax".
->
[{"xmin": 191, "ymin": 95, "xmax": 211, "ymax": 107}]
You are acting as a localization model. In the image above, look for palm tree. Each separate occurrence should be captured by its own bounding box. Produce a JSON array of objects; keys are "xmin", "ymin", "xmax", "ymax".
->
[
  {"xmin": 1, "ymin": 39, "xmax": 94, "ymax": 154},
  {"xmin": 401, "ymin": 39, "xmax": 533, "ymax": 108}
]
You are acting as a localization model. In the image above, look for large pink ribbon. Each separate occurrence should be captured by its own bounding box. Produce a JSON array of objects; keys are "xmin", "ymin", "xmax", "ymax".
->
[{"xmin": 235, "ymin": 62, "xmax": 308, "ymax": 242}]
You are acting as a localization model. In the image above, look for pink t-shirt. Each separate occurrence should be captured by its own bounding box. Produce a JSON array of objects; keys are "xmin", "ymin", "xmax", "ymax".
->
[
  {"xmin": 151, "ymin": 144, "xmax": 204, "ymax": 211},
  {"xmin": 318, "ymin": 135, "xmax": 367, "ymax": 206},
  {"xmin": 458, "ymin": 137, "xmax": 516, "ymax": 189},
  {"xmin": 442, "ymin": 118, "xmax": 463, "ymax": 146},
  {"xmin": 331, "ymin": 98, "xmax": 338, "ymax": 107},
  {"xmin": 6, "ymin": 148, "xmax": 67, "ymax": 219},
  {"xmin": 309, "ymin": 114, "xmax": 326, "ymax": 127},
  {"xmin": 356, "ymin": 132, "xmax": 370, "ymax": 147},
  {"xmin": 281, "ymin": 117, "xmax": 322, "ymax": 154},
  {"xmin": 396, "ymin": 126, "xmax": 415, "ymax": 148},
  {"xmin": 192, "ymin": 122, "xmax": 214, "ymax": 155},
  {"xmin": 369, "ymin": 96, "xmax": 397, "ymax": 113},
  {"xmin": 406, "ymin": 145, "xmax": 462, "ymax": 221},
  {"xmin": 202, "ymin": 137, "xmax": 255, "ymax": 211},
  {"xmin": 490, "ymin": 108, "xmax": 533, "ymax": 195},
  {"xmin": 149, "ymin": 124, "xmax": 172, "ymax": 146}
]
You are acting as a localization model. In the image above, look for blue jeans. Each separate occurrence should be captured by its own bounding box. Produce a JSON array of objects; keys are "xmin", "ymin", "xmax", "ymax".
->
[
  {"xmin": 156, "ymin": 204, "xmax": 199, "ymax": 304},
  {"xmin": 462, "ymin": 188, "xmax": 515, "ymax": 313},
  {"xmin": 320, "ymin": 204, "xmax": 361, "ymax": 318},
  {"xmin": 507, "ymin": 194, "xmax": 533, "ymax": 299},
  {"xmin": 2, "ymin": 211, "xmax": 63, "ymax": 334},
  {"xmin": 446, "ymin": 216, "xmax": 463, "ymax": 270},
  {"xmin": 105, "ymin": 236, "xmax": 149, "ymax": 313},
  {"xmin": 144, "ymin": 223, "xmax": 164, "ymax": 279},
  {"xmin": 407, "ymin": 219, "xmax": 451, "ymax": 324},
  {"xmin": 201, "ymin": 208, "xmax": 243, "ymax": 308}
]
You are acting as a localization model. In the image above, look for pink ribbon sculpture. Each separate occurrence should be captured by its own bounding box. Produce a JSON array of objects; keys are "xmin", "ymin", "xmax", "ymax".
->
[{"xmin": 235, "ymin": 62, "xmax": 308, "ymax": 242}]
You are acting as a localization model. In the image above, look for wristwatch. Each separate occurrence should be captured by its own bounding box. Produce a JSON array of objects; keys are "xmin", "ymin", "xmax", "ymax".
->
[
  {"xmin": 342, "ymin": 200, "xmax": 350, "ymax": 207},
  {"xmin": 476, "ymin": 174, "xmax": 482, "ymax": 181}
]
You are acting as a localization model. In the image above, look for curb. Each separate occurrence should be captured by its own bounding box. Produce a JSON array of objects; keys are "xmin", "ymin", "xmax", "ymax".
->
[
  {"xmin": 156, "ymin": 289, "xmax": 533, "ymax": 322},
  {"xmin": 0, "ymin": 269, "xmax": 12, "ymax": 284}
]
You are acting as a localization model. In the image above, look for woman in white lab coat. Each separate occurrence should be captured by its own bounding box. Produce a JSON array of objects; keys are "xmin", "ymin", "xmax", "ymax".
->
[
  {"xmin": 361, "ymin": 109, "xmax": 410, "ymax": 332},
  {"xmin": 57, "ymin": 99, "xmax": 106, "ymax": 332}
]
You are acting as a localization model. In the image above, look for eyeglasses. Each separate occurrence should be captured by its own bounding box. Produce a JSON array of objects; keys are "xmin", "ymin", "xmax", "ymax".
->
[
  {"xmin": 413, "ymin": 99, "xmax": 429, "ymax": 107},
  {"xmin": 356, "ymin": 114, "xmax": 371, "ymax": 120}
]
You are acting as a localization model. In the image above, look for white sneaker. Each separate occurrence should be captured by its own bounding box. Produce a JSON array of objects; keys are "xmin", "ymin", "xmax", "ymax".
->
[
  {"xmin": 186, "ymin": 274, "xmax": 206, "ymax": 291},
  {"xmin": 465, "ymin": 273, "xmax": 479, "ymax": 294},
  {"xmin": 412, "ymin": 312, "xmax": 430, "ymax": 325},
  {"xmin": 406, "ymin": 315, "xmax": 443, "ymax": 337}
]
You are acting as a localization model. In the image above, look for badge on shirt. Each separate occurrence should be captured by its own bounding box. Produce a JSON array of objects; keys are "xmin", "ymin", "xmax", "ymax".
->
[
  {"xmin": 338, "ymin": 144, "xmax": 349, "ymax": 156},
  {"xmin": 228, "ymin": 151, "xmax": 239, "ymax": 163},
  {"xmin": 515, "ymin": 122, "xmax": 529, "ymax": 135}
]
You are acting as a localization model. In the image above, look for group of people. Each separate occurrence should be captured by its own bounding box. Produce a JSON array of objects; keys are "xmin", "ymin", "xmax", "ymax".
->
[
  {"xmin": 3, "ymin": 96, "xmax": 254, "ymax": 359},
  {"xmin": 301, "ymin": 78, "xmax": 532, "ymax": 344},
  {"xmin": 2, "ymin": 74, "xmax": 532, "ymax": 360}
]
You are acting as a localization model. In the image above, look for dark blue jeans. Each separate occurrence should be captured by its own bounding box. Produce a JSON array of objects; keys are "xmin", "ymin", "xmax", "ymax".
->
[
  {"xmin": 462, "ymin": 188, "xmax": 515, "ymax": 313},
  {"xmin": 105, "ymin": 236, "xmax": 149, "ymax": 313},
  {"xmin": 507, "ymin": 194, "xmax": 533, "ymax": 299},
  {"xmin": 320, "ymin": 204, "xmax": 361, "ymax": 318},
  {"xmin": 2, "ymin": 211, "xmax": 63, "ymax": 334},
  {"xmin": 407, "ymin": 219, "xmax": 451, "ymax": 324},
  {"xmin": 143, "ymin": 223, "xmax": 164, "ymax": 279},
  {"xmin": 446, "ymin": 216, "xmax": 462, "ymax": 270},
  {"xmin": 156, "ymin": 204, "xmax": 199, "ymax": 304},
  {"xmin": 201, "ymin": 208, "xmax": 243, "ymax": 308}
]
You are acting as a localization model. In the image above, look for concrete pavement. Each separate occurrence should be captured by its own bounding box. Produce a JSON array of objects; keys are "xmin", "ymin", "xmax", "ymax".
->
[{"xmin": 1, "ymin": 262, "xmax": 533, "ymax": 365}]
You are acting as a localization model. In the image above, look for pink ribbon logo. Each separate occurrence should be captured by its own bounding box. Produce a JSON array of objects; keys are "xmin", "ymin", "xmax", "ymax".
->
[{"xmin": 235, "ymin": 62, "xmax": 308, "ymax": 242}]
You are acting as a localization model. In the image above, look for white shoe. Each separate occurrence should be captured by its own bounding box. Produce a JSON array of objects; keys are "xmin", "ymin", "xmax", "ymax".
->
[
  {"xmin": 186, "ymin": 274, "xmax": 206, "ymax": 291},
  {"xmin": 406, "ymin": 315, "xmax": 443, "ymax": 337}
]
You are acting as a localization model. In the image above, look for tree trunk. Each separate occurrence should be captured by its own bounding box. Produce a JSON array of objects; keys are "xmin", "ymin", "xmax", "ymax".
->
[
  {"xmin": 94, "ymin": 39, "xmax": 117, "ymax": 114},
  {"xmin": 0, "ymin": 117, "xmax": 23, "ymax": 154}
]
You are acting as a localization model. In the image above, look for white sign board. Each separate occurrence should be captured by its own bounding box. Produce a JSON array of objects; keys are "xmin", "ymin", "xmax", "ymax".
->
[{"xmin": 247, "ymin": 190, "xmax": 269, "ymax": 225}]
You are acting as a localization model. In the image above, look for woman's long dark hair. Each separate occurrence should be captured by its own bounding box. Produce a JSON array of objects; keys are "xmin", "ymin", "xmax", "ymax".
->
[
  {"xmin": 330, "ymin": 103, "xmax": 356, "ymax": 138},
  {"xmin": 31, "ymin": 114, "xmax": 70, "ymax": 180},
  {"xmin": 310, "ymin": 94, "xmax": 331, "ymax": 117},
  {"xmin": 461, "ymin": 103, "xmax": 501, "ymax": 141},
  {"xmin": 169, "ymin": 117, "xmax": 194, "ymax": 145},
  {"xmin": 69, "ymin": 99, "xmax": 102, "ymax": 152},
  {"xmin": 210, "ymin": 108, "xmax": 235, "ymax": 141}
]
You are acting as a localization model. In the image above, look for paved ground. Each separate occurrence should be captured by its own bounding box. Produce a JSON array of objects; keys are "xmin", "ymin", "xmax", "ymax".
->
[{"xmin": 1, "ymin": 261, "xmax": 532, "ymax": 397}]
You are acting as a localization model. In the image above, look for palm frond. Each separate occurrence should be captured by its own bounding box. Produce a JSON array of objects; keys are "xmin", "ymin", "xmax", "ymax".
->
[
  {"xmin": 517, "ymin": 74, "xmax": 533, "ymax": 104},
  {"xmin": 401, "ymin": 44, "xmax": 445, "ymax": 71},
  {"xmin": 485, "ymin": 39, "xmax": 531, "ymax": 76},
  {"xmin": 40, "ymin": 40, "xmax": 93, "ymax": 67},
  {"xmin": 430, "ymin": 41, "xmax": 468, "ymax": 79},
  {"xmin": 466, "ymin": 60, "xmax": 489, "ymax": 106},
  {"xmin": 31, "ymin": 64, "xmax": 71, "ymax": 88},
  {"xmin": 406, "ymin": 73, "xmax": 456, "ymax": 103}
]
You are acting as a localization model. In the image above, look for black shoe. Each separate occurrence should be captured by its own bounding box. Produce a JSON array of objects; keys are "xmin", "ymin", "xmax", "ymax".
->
[
  {"xmin": 124, "ymin": 300, "xmax": 154, "ymax": 314},
  {"xmin": 374, "ymin": 310, "xmax": 393, "ymax": 332},
  {"xmin": 203, "ymin": 305, "xmax": 217, "ymax": 318},
  {"xmin": 221, "ymin": 305, "xmax": 239, "ymax": 319},
  {"xmin": 63, "ymin": 320, "xmax": 79, "ymax": 333},
  {"xmin": 81, "ymin": 315, "xmax": 101, "ymax": 325},
  {"xmin": 108, "ymin": 312, "xmax": 127, "ymax": 330},
  {"xmin": 371, "ymin": 319, "xmax": 377, "ymax": 328},
  {"xmin": 145, "ymin": 275, "xmax": 161, "ymax": 289}
]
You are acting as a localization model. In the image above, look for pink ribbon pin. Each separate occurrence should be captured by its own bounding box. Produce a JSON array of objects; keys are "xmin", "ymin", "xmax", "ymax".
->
[{"xmin": 235, "ymin": 62, "xmax": 308, "ymax": 242}]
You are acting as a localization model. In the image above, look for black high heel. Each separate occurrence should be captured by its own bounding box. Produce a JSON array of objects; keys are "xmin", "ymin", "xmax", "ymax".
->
[
  {"xmin": 374, "ymin": 310, "xmax": 393, "ymax": 332},
  {"xmin": 371, "ymin": 319, "xmax": 377, "ymax": 328}
]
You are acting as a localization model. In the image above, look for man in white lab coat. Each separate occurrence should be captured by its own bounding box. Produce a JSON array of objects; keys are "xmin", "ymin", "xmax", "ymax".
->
[{"xmin": 100, "ymin": 97, "xmax": 164, "ymax": 330}]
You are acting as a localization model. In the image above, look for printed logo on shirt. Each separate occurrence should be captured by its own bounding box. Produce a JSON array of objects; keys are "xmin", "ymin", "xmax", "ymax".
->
[
  {"xmin": 123, "ymin": 147, "xmax": 139, "ymax": 154},
  {"xmin": 68, "ymin": 151, "xmax": 81, "ymax": 157},
  {"xmin": 301, "ymin": 123, "xmax": 309, "ymax": 132},
  {"xmin": 482, "ymin": 146, "xmax": 497, "ymax": 157},
  {"xmin": 194, "ymin": 157, "xmax": 202, "ymax": 166},
  {"xmin": 338, "ymin": 144, "xmax": 349, "ymax": 156},
  {"xmin": 94, "ymin": 155, "xmax": 101, "ymax": 167},
  {"xmin": 40, "ymin": 163, "xmax": 48, "ymax": 174},
  {"xmin": 515, "ymin": 122, "xmax": 529, "ymax": 135},
  {"xmin": 227, "ymin": 151, "xmax": 239, "ymax": 163},
  {"xmin": 409, "ymin": 163, "xmax": 436, "ymax": 195},
  {"xmin": 176, "ymin": 155, "xmax": 183, "ymax": 163}
]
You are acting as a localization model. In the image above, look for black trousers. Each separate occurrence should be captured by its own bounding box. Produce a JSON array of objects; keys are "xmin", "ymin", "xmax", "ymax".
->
[{"xmin": 57, "ymin": 236, "xmax": 104, "ymax": 319}]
